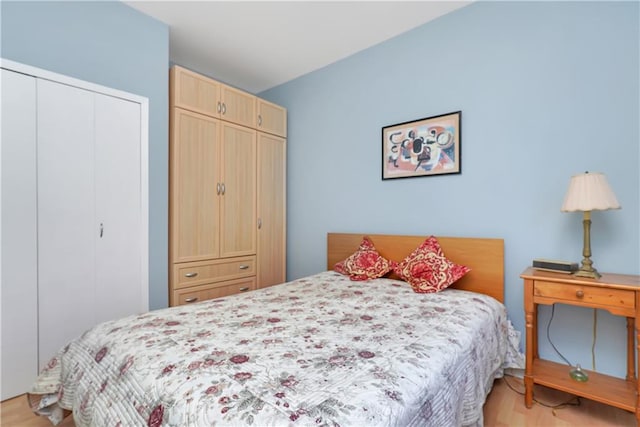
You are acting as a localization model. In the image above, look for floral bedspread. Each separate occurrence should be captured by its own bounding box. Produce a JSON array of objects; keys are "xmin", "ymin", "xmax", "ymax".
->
[{"xmin": 31, "ymin": 271, "xmax": 523, "ymax": 427}]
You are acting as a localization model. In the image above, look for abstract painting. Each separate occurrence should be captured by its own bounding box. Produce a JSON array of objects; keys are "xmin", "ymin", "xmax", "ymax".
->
[{"xmin": 382, "ymin": 111, "xmax": 461, "ymax": 180}]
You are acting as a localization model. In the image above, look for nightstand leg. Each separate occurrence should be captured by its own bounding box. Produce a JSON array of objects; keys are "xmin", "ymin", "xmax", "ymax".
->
[
  {"xmin": 524, "ymin": 279, "xmax": 535, "ymax": 408},
  {"xmin": 532, "ymin": 306, "xmax": 538, "ymax": 358},
  {"xmin": 635, "ymin": 301, "xmax": 640, "ymax": 423},
  {"xmin": 627, "ymin": 317, "xmax": 635, "ymax": 381},
  {"xmin": 524, "ymin": 308, "xmax": 535, "ymax": 408}
]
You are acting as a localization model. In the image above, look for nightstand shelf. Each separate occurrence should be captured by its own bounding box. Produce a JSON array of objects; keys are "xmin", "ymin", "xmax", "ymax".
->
[
  {"xmin": 521, "ymin": 267, "xmax": 640, "ymax": 423},
  {"xmin": 533, "ymin": 359, "xmax": 635, "ymax": 412}
]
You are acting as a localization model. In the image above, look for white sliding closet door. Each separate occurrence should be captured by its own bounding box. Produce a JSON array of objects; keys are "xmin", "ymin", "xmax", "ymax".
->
[
  {"xmin": 37, "ymin": 80, "xmax": 96, "ymax": 368},
  {"xmin": 94, "ymin": 94, "xmax": 143, "ymax": 323},
  {"xmin": 1, "ymin": 69, "xmax": 38, "ymax": 400}
]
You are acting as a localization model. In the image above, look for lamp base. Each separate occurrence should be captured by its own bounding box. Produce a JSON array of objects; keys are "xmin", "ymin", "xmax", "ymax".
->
[
  {"xmin": 574, "ymin": 211, "xmax": 601, "ymax": 279},
  {"xmin": 573, "ymin": 267, "xmax": 601, "ymax": 279}
]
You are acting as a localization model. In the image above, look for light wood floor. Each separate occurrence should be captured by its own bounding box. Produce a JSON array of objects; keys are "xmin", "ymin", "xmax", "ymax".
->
[
  {"xmin": 1, "ymin": 376, "xmax": 636, "ymax": 426},
  {"xmin": 485, "ymin": 376, "xmax": 635, "ymax": 426}
]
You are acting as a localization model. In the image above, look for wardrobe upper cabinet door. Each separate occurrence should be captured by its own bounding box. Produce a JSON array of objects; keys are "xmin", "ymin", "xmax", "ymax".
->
[
  {"xmin": 1, "ymin": 69, "xmax": 38, "ymax": 400},
  {"xmin": 219, "ymin": 122, "xmax": 256, "ymax": 258},
  {"xmin": 220, "ymin": 85, "xmax": 256, "ymax": 128},
  {"xmin": 257, "ymin": 133, "xmax": 287, "ymax": 288},
  {"xmin": 36, "ymin": 79, "xmax": 96, "ymax": 368},
  {"xmin": 94, "ymin": 94, "xmax": 144, "ymax": 324},
  {"xmin": 171, "ymin": 66, "xmax": 221, "ymax": 117},
  {"xmin": 171, "ymin": 108, "xmax": 221, "ymax": 263},
  {"xmin": 257, "ymin": 98, "xmax": 287, "ymax": 137},
  {"xmin": 170, "ymin": 65, "xmax": 257, "ymax": 128}
]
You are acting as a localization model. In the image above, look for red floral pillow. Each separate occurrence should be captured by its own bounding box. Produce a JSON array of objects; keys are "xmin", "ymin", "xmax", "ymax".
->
[
  {"xmin": 394, "ymin": 236, "xmax": 471, "ymax": 293},
  {"xmin": 334, "ymin": 237, "xmax": 395, "ymax": 281}
]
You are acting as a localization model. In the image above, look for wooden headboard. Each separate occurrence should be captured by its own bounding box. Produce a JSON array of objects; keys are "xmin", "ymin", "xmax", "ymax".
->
[{"xmin": 327, "ymin": 233, "xmax": 505, "ymax": 303}]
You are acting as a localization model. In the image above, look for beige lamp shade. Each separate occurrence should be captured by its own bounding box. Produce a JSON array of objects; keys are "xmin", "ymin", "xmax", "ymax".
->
[{"xmin": 561, "ymin": 172, "xmax": 621, "ymax": 212}]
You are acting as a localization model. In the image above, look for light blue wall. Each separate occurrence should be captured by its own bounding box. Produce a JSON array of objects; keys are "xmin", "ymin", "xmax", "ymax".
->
[
  {"xmin": 2, "ymin": 0, "xmax": 637, "ymax": 378},
  {"xmin": 1, "ymin": 1, "xmax": 170, "ymax": 309},
  {"xmin": 261, "ymin": 1, "xmax": 639, "ymax": 378}
]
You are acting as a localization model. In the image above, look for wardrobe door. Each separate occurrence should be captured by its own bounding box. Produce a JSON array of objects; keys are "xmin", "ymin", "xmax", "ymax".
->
[
  {"xmin": 171, "ymin": 109, "xmax": 221, "ymax": 263},
  {"xmin": 219, "ymin": 122, "xmax": 256, "ymax": 258},
  {"xmin": 257, "ymin": 98, "xmax": 287, "ymax": 138},
  {"xmin": 1, "ymin": 69, "xmax": 38, "ymax": 400},
  {"xmin": 37, "ymin": 79, "xmax": 96, "ymax": 368},
  {"xmin": 220, "ymin": 84, "xmax": 256, "ymax": 128},
  {"xmin": 94, "ymin": 94, "xmax": 143, "ymax": 323},
  {"xmin": 171, "ymin": 65, "xmax": 221, "ymax": 117},
  {"xmin": 257, "ymin": 133, "xmax": 287, "ymax": 288}
]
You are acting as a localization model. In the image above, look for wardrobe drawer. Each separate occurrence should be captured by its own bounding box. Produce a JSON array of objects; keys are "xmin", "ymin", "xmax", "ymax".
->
[
  {"xmin": 534, "ymin": 280, "xmax": 634, "ymax": 310},
  {"xmin": 173, "ymin": 256, "xmax": 256, "ymax": 290},
  {"xmin": 173, "ymin": 277, "xmax": 256, "ymax": 306}
]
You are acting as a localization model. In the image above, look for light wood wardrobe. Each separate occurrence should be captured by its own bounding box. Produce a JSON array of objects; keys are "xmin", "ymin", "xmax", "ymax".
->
[{"xmin": 169, "ymin": 66, "xmax": 286, "ymax": 306}]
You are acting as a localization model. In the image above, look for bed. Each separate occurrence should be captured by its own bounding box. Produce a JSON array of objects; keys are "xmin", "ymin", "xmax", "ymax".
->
[{"xmin": 30, "ymin": 233, "xmax": 523, "ymax": 427}]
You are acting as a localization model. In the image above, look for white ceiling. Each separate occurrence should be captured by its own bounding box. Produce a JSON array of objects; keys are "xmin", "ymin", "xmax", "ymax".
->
[{"xmin": 124, "ymin": 1, "xmax": 471, "ymax": 94}]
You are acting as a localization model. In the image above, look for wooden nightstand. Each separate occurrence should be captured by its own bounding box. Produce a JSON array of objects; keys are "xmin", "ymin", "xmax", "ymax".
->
[{"xmin": 521, "ymin": 267, "xmax": 640, "ymax": 423}]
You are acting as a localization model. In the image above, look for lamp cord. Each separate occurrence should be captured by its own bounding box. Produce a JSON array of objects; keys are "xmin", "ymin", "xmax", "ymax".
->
[
  {"xmin": 502, "ymin": 374, "xmax": 581, "ymax": 411},
  {"xmin": 592, "ymin": 308, "xmax": 597, "ymax": 371},
  {"xmin": 547, "ymin": 304, "xmax": 599, "ymax": 371},
  {"xmin": 546, "ymin": 304, "xmax": 572, "ymax": 366}
]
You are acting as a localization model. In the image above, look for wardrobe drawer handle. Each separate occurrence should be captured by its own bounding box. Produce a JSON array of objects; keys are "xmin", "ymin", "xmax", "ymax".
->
[
  {"xmin": 239, "ymin": 287, "xmax": 250, "ymax": 292},
  {"xmin": 576, "ymin": 290, "xmax": 584, "ymax": 298},
  {"xmin": 184, "ymin": 297, "xmax": 198, "ymax": 303},
  {"xmin": 239, "ymin": 265, "xmax": 249, "ymax": 270},
  {"xmin": 185, "ymin": 272, "xmax": 198, "ymax": 278}
]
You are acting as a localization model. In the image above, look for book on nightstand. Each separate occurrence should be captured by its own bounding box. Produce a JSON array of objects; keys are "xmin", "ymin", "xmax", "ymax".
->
[{"xmin": 532, "ymin": 258, "xmax": 578, "ymax": 274}]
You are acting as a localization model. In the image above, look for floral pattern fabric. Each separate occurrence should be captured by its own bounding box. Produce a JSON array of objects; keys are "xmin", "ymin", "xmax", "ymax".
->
[
  {"xmin": 30, "ymin": 271, "xmax": 523, "ymax": 427},
  {"xmin": 394, "ymin": 236, "xmax": 471, "ymax": 293},
  {"xmin": 334, "ymin": 237, "xmax": 395, "ymax": 280}
]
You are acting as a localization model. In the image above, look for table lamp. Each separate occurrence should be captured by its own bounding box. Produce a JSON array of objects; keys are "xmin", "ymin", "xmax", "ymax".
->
[{"xmin": 561, "ymin": 172, "xmax": 621, "ymax": 279}]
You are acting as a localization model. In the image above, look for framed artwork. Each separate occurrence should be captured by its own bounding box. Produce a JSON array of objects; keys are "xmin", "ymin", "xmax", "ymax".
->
[{"xmin": 382, "ymin": 111, "xmax": 461, "ymax": 180}]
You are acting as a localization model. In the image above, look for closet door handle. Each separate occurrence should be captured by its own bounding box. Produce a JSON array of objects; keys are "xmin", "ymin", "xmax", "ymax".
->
[
  {"xmin": 184, "ymin": 297, "xmax": 198, "ymax": 303},
  {"xmin": 99, "ymin": 223, "xmax": 104, "ymax": 238},
  {"xmin": 258, "ymin": 115, "xmax": 262, "ymax": 126},
  {"xmin": 221, "ymin": 183, "xmax": 226, "ymax": 195},
  {"xmin": 239, "ymin": 287, "xmax": 250, "ymax": 292},
  {"xmin": 257, "ymin": 218, "xmax": 262, "ymax": 229},
  {"xmin": 217, "ymin": 183, "xmax": 221, "ymax": 195},
  {"xmin": 184, "ymin": 272, "xmax": 198, "ymax": 278},
  {"xmin": 221, "ymin": 103, "xmax": 227, "ymax": 115},
  {"xmin": 217, "ymin": 102, "xmax": 222, "ymax": 113},
  {"xmin": 239, "ymin": 265, "xmax": 249, "ymax": 270}
]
